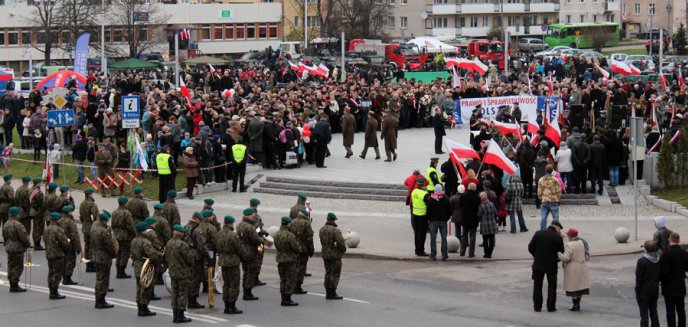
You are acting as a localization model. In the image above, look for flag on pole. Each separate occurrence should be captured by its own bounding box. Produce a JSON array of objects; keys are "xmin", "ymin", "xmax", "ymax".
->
[
  {"xmin": 660, "ymin": 74, "xmax": 668, "ymax": 89},
  {"xmin": 208, "ymin": 64, "xmax": 219, "ymax": 78},
  {"xmin": 483, "ymin": 141, "xmax": 518, "ymax": 174},
  {"xmin": 527, "ymin": 74, "xmax": 533, "ymax": 95},
  {"xmin": 679, "ymin": 66, "xmax": 685, "ymax": 87},
  {"xmin": 547, "ymin": 72, "xmax": 554, "ymax": 94},
  {"xmin": 179, "ymin": 78, "xmax": 192, "ymax": 107},
  {"xmin": 179, "ymin": 29, "xmax": 190, "ymax": 41},
  {"xmin": 316, "ymin": 63, "xmax": 330, "ymax": 78},
  {"xmin": 444, "ymin": 139, "xmax": 480, "ymax": 159},
  {"xmin": 42, "ymin": 154, "xmax": 53, "ymax": 184},
  {"xmin": 611, "ymin": 59, "xmax": 632, "ymax": 76},
  {"xmin": 544, "ymin": 101, "xmax": 561, "ymax": 147},
  {"xmin": 651, "ymin": 102, "xmax": 658, "ymax": 128},
  {"xmin": 670, "ymin": 129, "xmax": 682, "ymax": 144},
  {"xmin": 449, "ymin": 151, "xmax": 468, "ymax": 180},
  {"xmin": 452, "ymin": 66, "xmax": 461, "ymax": 89},
  {"xmin": 135, "ymin": 134, "xmax": 148, "ymax": 171},
  {"xmin": 595, "ymin": 64, "xmax": 610, "ymax": 80},
  {"xmin": 492, "ymin": 119, "xmax": 522, "ymax": 141}
]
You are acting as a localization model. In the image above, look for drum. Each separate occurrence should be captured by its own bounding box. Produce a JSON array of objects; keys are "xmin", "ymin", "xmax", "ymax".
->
[{"xmin": 163, "ymin": 270, "xmax": 173, "ymax": 294}]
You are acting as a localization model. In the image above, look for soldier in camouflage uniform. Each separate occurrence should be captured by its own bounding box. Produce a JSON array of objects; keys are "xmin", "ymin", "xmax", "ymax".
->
[
  {"xmin": 44, "ymin": 212, "xmax": 68, "ymax": 299},
  {"xmin": 199, "ymin": 209, "xmax": 218, "ymax": 293},
  {"xmin": 250, "ymin": 198, "xmax": 268, "ymax": 286},
  {"xmin": 274, "ymin": 216, "xmax": 302, "ymax": 306},
  {"xmin": 112, "ymin": 196, "xmax": 135, "ymax": 279},
  {"xmin": 143, "ymin": 216, "xmax": 163, "ymax": 301},
  {"xmin": 0, "ymin": 174, "xmax": 15, "ymax": 240},
  {"xmin": 58, "ymin": 205, "xmax": 81, "ymax": 285},
  {"xmin": 28, "ymin": 177, "xmax": 45, "ymax": 250},
  {"xmin": 165, "ymin": 224, "xmax": 193, "ymax": 323},
  {"xmin": 131, "ymin": 221, "xmax": 160, "ymax": 317},
  {"xmin": 152, "ymin": 204, "xmax": 171, "ymax": 247},
  {"xmin": 44, "ymin": 183, "xmax": 59, "ymax": 223},
  {"xmin": 319, "ymin": 213, "xmax": 347, "ymax": 300},
  {"xmin": 14, "ymin": 177, "xmax": 30, "ymax": 225},
  {"xmin": 202, "ymin": 198, "xmax": 221, "ymax": 230},
  {"xmin": 215, "ymin": 215, "xmax": 247, "ymax": 314},
  {"xmin": 290, "ymin": 208, "xmax": 314, "ymax": 294},
  {"xmin": 95, "ymin": 144, "xmax": 115, "ymax": 197},
  {"xmin": 91, "ymin": 212, "xmax": 116, "ymax": 309},
  {"xmin": 127, "ymin": 187, "xmax": 149, "ymax": 223},
  {"xmin": 161, "ymin": 190, "xmax": 181, "ymax": 227},
  {"xmin": 289, "ymin": 193, "xmax": 308, "ymax": 219},
  {"xmin": 184, "ymin": 211, "xmax": 208, "ymax": 309},
  {"xmin": 2, "ymin": 207, "xmax": 30, "ymax": 292},
  {"xmin": 236, "ymin": 208, "xmax": 265, "ymax": 301},
  {"xmin": 58, "ymin": 185, "xmax": 74, "ymax": 209},
  {"xmin": 79, "ymin": 188, "xmax": 99, "ymax": 272}
]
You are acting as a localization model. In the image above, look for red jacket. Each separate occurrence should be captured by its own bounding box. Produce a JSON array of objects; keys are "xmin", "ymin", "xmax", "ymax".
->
[{"xmin": 404, "ymin": 173, "xmax": 427, "ymax": 197}]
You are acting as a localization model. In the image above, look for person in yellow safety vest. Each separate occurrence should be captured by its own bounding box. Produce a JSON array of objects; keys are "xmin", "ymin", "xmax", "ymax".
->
[
  {"xmin": 156, "ymin": 145, "xmax": 177, "ymax": 203},
  {"xmin": 426, "ymin": 157, "xmax": 442, "ymax": 192},
  {"xmin": 410, "ymin": 178, "xmax": 430, "ymax": 257},
  {"xmin": 230, "ymin": 139, "xmax": 248, "ymax": 193}
]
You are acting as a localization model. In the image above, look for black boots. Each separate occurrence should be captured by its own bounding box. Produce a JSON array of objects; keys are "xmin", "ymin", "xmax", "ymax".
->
[
  {"xmin": 116, "ymin": 267, "xmax": 131, "ymax": 279},
  {"xmin": 62, "ymin": 276, "xmax": 77, "ymax": 285},
  {"xmin": 85, "ymin": 262, "xmax": 96, "ymax": 273},
  {"xmin": 155, "ymin": 274, "xmax": 164, "ymax": 285},
  {"xmin": 326, "ymin": 288, "xmax": 343, "ymax": 300},
  {"xmin": 187, "ymin": 298, "xmax": 205, "ymax": 309},
  {"xmin": 223, "ymin": 301, "xmax": 242, "ymax": 314},
  {"xmin": 49, "ymin": 287, "xmax": 65, "ymax": 300},
  {"xmin": 9, "ymin": 283, "xmax": 26, "ymax": 293},
  {"xmin": 150, "ymin": 289, "xmax": 161, "ymax": 301},
  {"xmin": 242, "ymin": 288, "xmax": 259, "ymax": 301},
  {"xmin": 137, "ymin": 304, "xmax": 156, "ymax": 317},
  {"xmin": 95, "ymin": 295, "xmax": 114, "ymax": 309},
  {"xmin": 280, "ymin": 294, "xmax": 298, "ymax": 306},
  {"xmin": 569, "ymin": 298, "xmax": 581, "ymax": 311},
  {"xmin": 33, "ymin": 240, "xmax": 44, "ymax": 251},
  {"xmin": 255, "ymin": 277, "xmax": 266, "ymax": 286},
  {"xmin": 294, "ymin": 286, "xmax": 307, "ymax": 294},
  {"xmin": 202, "ymin": 281, "xmax": 208, "ymax": 293},
  {"xmin": 173, "ymin": 309, "xmax": 192, "ymax": 323}
]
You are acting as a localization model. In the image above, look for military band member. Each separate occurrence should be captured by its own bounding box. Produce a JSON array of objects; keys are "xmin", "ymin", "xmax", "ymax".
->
[
  {"xmin": 237, "ymin": 208, "xmax": 264, "ymax": 301},
  {"xmin": 3, "ymin": 207, "xmax": 30, "ymax": 293},
  {"xmin": 0, "ymin": 174, "xmax": 16, "ymax": 240},
  {"xmin": 127, "ymin": 187, "xmax": 149, "ymax": 223},
  {"xmin": 215, "ymin": 215, "xmax": 247, "ymax": 314},
  {"xmin": 161, "ymin": 190, "xmax": 181, "ymax": 227},
  {"xmin": 152, "ymin": 205, "xmax": 171, "ymax": 247},
  {"xmin": 250, "ymin": 198, "xmax": 268, "ymax": 286},
  {"xmin": 44, "ymin": 212, "xmax": 68, "ymax": 299},
  {"xmin": 131, "ymin": 221, "xmax": 159, "ymax": 317},
  {"xmin": 91, "ymin": 212, "xmax": 116, "ymax": 309},
  {"xmin": 165, "ymin": 224, "xmax": 193, "ymax": 323},
  {"xmin": 184, "ymin": 212, "xmax": 208, "ymax": 309},
  {"xmin": 112, "ymin": 196, "xmax": 135, "ymax": 279},
  {"xmin": 274, "ymin": 216, "xmax": 301, "ymax": 306},
  {"xmin": 79, "ymin": 188, "xmax": 99, "ymax": 272},
  {"xmin": 14, "ymin": 177, "xmax": 30, "ymax": 231},
  {"xmin": 58, "ymin": 205, "xmax": 81, "ymax": 285},
  {"xmin": 202, "ymin": 198, "xmax": 221, "ymax": 230},
  {"xmin": 58, "ymin": 185, "xmax": 75, "ymax": 209},
  {"xmin": 143, "ymin": 216, "xmax": 163, "ymax": 301},
  {"xmin": 319, "ymin": 213, "xmax": 347, "ymax": 300},
  {"xmin": 199, "ymin": 209, "xmax": 218, "ymax": 294},
  {"xmin": 44, "ymin": 183, "xmax": 59, "ymax": 220},
  {"xmin": 290, "ymin": 208, "xmax": 314, "ymax": 294},
  {"xmin": 288, "ymin": 193, "xmax": 308, "ymax": 219},
  {"xmin": 28, "ymin": 177, "xmax": 45, "ymax": 250}
]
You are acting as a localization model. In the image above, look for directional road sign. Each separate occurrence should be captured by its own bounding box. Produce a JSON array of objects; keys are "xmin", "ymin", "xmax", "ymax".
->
[
  {"xmin": 121, "ymin": 95, "xmax": 140, "ymax": 129},
  {"xmin": 47, "ymin": 110, "xmax": 75, "ymax": 128}
]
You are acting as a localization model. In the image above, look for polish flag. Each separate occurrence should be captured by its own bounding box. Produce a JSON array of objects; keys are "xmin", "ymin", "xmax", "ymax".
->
[
  {"xmin": 651, "ymin": 102, "xmax": 658, "ymax": 128},
  {"xmin": 179, "ymin": 29, "xmax": 190, "ymax": 41},
  {"xmin": 483, "ymin": 141, "xmax": 518, "ymax": 175},
  {"xmin": 299, "ymin": 62, "xmax": 318, "ymax": 73},
  {"xmin": 288, "ymin": 61, "xmax": 300, "ymax": 72},
  {"xmin": 452, "ymin": 66, "xmax": 462, "ymax": 89},
  {"xmin": 679, "ymin": 67, "xmax": 685, "ymax": 87},
  {"xmin": 530, "ymin": 134, "xmax": 541, "ymax": 147},
  {"xmin": 179, "ymin": 78, "xmax": 192, "ymax": 107},
  {"xmin": 661, "ymin": 74, "xmax": 668, "ymax": 89},
  {"xmin": 316, "ymin": 63, "xmax": 330, "ymax": 78},
  {"xmin": 449, "ymin": 151, "xmax": 468, "ymax": 180},
  {"xmin": 444, "ymin": 139, "xmax": 480, "ymax": 160},
  {"xmin": 471, "ymin": 58, "xmax": 488, "ymax": 75},
  {"xmin": 492, "ymin": 119, "xmax": 522, "ymax": 140},
  {"xmin": 42, "ymin": 155, "xmax": 53, "ymax": 184},
  {"xmin": 596, "ymin": 64, "xmax": 610, "ymax": 80},
  {"xmin": 629, "ymin": 63, "xmax": 642, "ymax": 75},
  {"xmin": 544, "ymin": 103, "xmax": 561, "ymax": 147},
  {"xmin": 646, "ymin": 134, "xmax": 663, "ymax": 154},
  {"xmin": 670, "ymin": 129, "xmax": 682, "ymax": 144},
  {"xmin": 547, "ymin": 72, "xmax": 554, "ymax": 94},
  {"xmin": 611, "ymin": 59, "xmax": 632, "ymax": 76},
  {"xmin": 444, "ymin": 58, "xmax": 467, "ymax": 68}
]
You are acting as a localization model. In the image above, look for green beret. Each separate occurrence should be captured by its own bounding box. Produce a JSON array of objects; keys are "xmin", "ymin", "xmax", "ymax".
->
[
  {"xmin": 193, "ymin": 211, "xmax": 204, "ymax": 221},
  {"xmin": 50, "ymin": 212, "xmax": 61, "ymax": 220},
  {"xmin": 117, "ymin": 196, "xmax": 129, "ymax": 204},
  {"xmin": 84, "ymin": 188, "xmax": 95, "ymax": 195},
  {"xmin": 144, "ymin": 217, "xmax": 157, "ymax": 225},
  {"xmin": 22, "ymin": 176, "xmax": 30, "ymax": 183},
  {"xmin": 250, "ymin": 198, "xmax": 261, "ymax": 206},
  {"xmin": 167, "ymin": 190, "xmax": 177, "ymax": 198},
  {"xmin": 102, "ymin": 210, "xmax": 111, "ymax": 217},
  {"xmin": 32, "ymin": 177, "xmax": 42, "ymax": 184},
  {"xmin": 60, "ymin": 185, "xmax": 69, "ymax": 192},
  {"xmin": 49, "ymin": 182, "xmax": 58, "ymax": 190},
  {"xmin": 135, "ymin": 221, "xmax": 149, "ymax": 233},
  {"xmin": 281, "ymin": 216, "xmax": 292, "ymax": 224},
  {"xmin": 62, "ymin": 205, "xmax": 75, "ymax": 213},
  {"xmin": 298, "ymin": 193, "xmax": 308, "ymax": 200},
  {"xmin": 243, "ymin": 208, "xmax": 254, "ymax": 216},
  {"xmin": 327, "ymin": 212, "xmax": 337, "ymax": 221},
  {"xmin": 204, "ymin": 199, "xmax": 214, "ymax": 206},
  {"xmin": 173, "ymin": 224, "xmax": 185, "ymax": 233},
  {"xmin": 3, "ymin": 174, "xmax": 12, "ymax": 181},
  {"xmin": 153, "ymin": 203, "xmax": 164, "ymax": 210},
  {"xmin": 224, "ymin": 215, "xmax": 235, "ymax": 224},
  {"xmin": 133, "ymin": 187, "xmax": 143, "ymax": 194},
  {"xmin": 299, "ymin": 208, "xmax": 310, "ymax": 217},
  {"xmin": 99, "ymin": 213, "xmax": 110, "ymax": 221},
  {"xmin": 9, "ymin": 206, "xmax": 20, "ymax": 216},
  {"xmin": 202, "ymin": 209, "xmax": 214, "ymax": 218}
]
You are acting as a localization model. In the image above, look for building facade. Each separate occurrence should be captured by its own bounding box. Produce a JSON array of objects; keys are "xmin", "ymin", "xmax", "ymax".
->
[
  {"xmin": 621, "ymin": 0, "xmax": 686, "ymax": 37},
  {"xmin": 558, "ymin": 0, "xmax": 620, "ymax": 25}
]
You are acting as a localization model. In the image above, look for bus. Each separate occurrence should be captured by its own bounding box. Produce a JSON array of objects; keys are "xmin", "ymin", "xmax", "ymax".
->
[{"xmin": 544, "ymin": 23, "xmax": 620, "ymax": 49}]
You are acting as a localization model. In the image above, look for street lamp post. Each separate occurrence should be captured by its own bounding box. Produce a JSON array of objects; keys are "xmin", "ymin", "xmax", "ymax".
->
[{"xmin": 667, "ymin": 3, "xmax": 673, "ymax": 38}]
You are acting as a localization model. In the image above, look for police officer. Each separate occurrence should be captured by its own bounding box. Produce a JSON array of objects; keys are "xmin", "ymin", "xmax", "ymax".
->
[
  {"xmin": 2, "ymin": 207, "xmax": 30, "ymax": 292},
  {"xmin": 290, "ymin": 208, "xmax": 314, "ymax": 294},
  {"xmin": 44, "ymin": 212, "xmax": 68, "ymax": 299},
  {"xmin": 250, "ymin": 198, "xmax": 268, "ymax": 286},
  {"xmin": 411, "ymin": 178, "xmax": 430, "ymax": 256},
  {"xmin": 91, "ymin": 212, "xmax": 116, "ymax": 309},
  {"xmin": 161, "ymin": 190, "xmax": 181, "ymax": 227},
  {"xmin": 0, "ymin": 174, "xmax": 16, "ymax": 239},
  {"xmin": 274, "ymin": 216, "xmax": 301, "ymax": 306},
  {"xmin": 127, "ymin": 187, "xmax": 149, "ymax": 223},
  {"xmin": 426, "ymin": 157, "xmax": 442, "ymax": 192},
  {"xmin": 320, "ymin": 213, "xmax": 347, "ymax": 300},
  {"xmin": 112, "ymin": 196, "xmax": 135, "ymax": 279},
  {"xmin": 230, "ymin": 139, "xmax": 248, "ymax": 192},
  {"xmin": 184, "ymin": 211, "xmax": 208, "ymax": 309},
  {"xmin": 79, "ymin": 188, "xmax": 99, "ymax": 272},
  {"xmin": 58, "ymin": 205, "xmax": 81, "ymax": 285},
  {"xmin": 165, "ymin": 224, "xmax": 193, "ymax": 323},
  {"xmin": 237, "ymin": 208, "xmax": 264, "ymax": 301},
  {"xmin": 157, "ymin": 145, "xmax": 176, "ymax": 203},
  {"xmin": 131, "ymin": 221, "xmax": 159, "ymax": 317},
  {"xmin": 28, "ymin": 177, "xmax": 45, "ymax": 250},
  {"xmin": 216, "ymin": 215, "xmax": 246, "ymax": 314}
]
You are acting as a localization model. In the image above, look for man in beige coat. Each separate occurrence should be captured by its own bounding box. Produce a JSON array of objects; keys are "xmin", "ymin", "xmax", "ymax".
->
[
  {"xmin": 558, "ymin": 227, "xmax": 590, "ymax": 312},
  {"xmin": 380, "ymin": 110, "xmax": 398, "ymax": 162}
]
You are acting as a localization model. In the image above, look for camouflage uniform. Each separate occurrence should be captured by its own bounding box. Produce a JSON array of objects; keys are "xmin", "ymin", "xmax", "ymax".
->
[
  {"xmin": 289, "ymin": 212, "xmax": 314, "ymax": 292},
  {"xmin": 161, "ymin": 199, "xmax": 181, "ymax": 227},
  {"xmin": 319, "ymin": 221, "xmax": 347, "ymax": 292},
  {"xmin": 58, "ymin": 212, "xmax": 82, "ymax": 283},
  {"xmin": 57, "ymin": 192, "xmax": 74, "ymax": 211},
  {"xmin": 2, "ymin": 213, "xmax": 31, "ymax": 288},
  {"xmin": 44, "ymin": 190, "xmax": 58, "ymax": 224},
  {"xmin": 288, "ymin": 199, "xmax": 306, "ymax": 219},
  {"xmin": 111, "ymin": 205, "xmax": 135, "ymax": 275},
  {"xmin": 215, "ymin": 224, "xmax": 246, "ymax": 307},
  {"xmin": 90, "ymin": 221, "xmax": 116, "ymax": 301},
  {"xmin": 236, "ymin": 217, "xmax": 264, "ymax": 296},
  {"xmin": 14, "ymin": 183, "xmax": 29, "ymax": 221},
  {"xmin": 95, "ymin": 149, "xmax": 114, "ymax": 197},
  {"xmin": 28, "ymin": 184, "xmax": 45, "ymax": 246},
  {"xmin": 153, "ymin": 215, "xmax": 171, "ymax": 247},
  {"xmin": 44, "ymin": 221, "xmax": 69, "ymax": 289},
  {"xmin": 198, "ymin": 217, "xmax": 218, "ymax": 291},
  {"xmin": 0, "ymin": 182, "xmax": 15, "ymax": 234},
  {"xmin": 127, "ymin": 195, "xmax": 149, "ymax": 223},
  {"xmin": 78, "ymin": 198, "xmax": 99, "ymax": 262},
  {"xmin": 131, "ymin": 231, "xmax": 160, "ymax": 307},
  {"xmin": 184, "ymin": 219, "xmax": 208, "ymax": 305},
  {"xmin": 164, "ymin": 234, "xmax": 193, "ymax": 315},
  {"xmin": 274, "ymin": 225, "xmax": 301, "ymax": 298},
  {"xmin": 253, "ymin": 210, "xmax": 268, "ymax": 282}
]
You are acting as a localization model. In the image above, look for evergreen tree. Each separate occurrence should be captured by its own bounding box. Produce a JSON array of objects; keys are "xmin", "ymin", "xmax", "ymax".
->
[
  {"xmin": 676, "ymin": 126, "xmax": 688, "ymax": 186},
  {"xmin": 657, "ymin": 131, "xmax": 676, "ymax": 187},
  {"xmin": 675, "ymin": 24, "xmax": 688, "ymax": 55}
]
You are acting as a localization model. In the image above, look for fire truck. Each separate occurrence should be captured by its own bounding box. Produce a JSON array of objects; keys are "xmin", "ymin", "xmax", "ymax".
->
[
  {"xmin": 349, "ymin": 39, "xmax": 428, "ymax": 71},
  {"xmin": 467, "ymin": 40, "xmax": 508, "ymax": 69}
]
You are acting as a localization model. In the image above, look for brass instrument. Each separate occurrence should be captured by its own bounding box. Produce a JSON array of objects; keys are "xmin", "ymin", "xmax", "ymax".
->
[
  {"xmin": 207, "ymin": 265, "xmax": 215, "ymax": 308},
  {"xmin": 140, "ymin": 258, "xmax": 156, "ymax": 288},
  {"xmin": 24, "ymin": 248, "xmax": 33, "ymax": 289}
]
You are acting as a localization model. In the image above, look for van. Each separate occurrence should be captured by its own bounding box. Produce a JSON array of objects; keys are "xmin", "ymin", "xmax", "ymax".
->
[{"xmin": 518, "ymin": 38, "xmax": 548, "ymax": 52}]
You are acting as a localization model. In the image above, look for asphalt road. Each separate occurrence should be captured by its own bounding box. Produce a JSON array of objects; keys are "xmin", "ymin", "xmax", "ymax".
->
[{"xmin": 0, "ymin": 251, "xmax": 654, "ymax": 326}]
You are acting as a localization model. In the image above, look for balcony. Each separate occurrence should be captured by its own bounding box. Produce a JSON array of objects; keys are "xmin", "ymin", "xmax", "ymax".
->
[
  {"xmin": 460, "ymin": 3, "xmax": 498, "ymax": 13},
  {"xmin": 425, "ymin": 3, "xmax": 459, "ymax": 15},
  {"xmin": 530, "ymin": 2, "xmax": 558, "ymax": 12},
  {"xmin": 502, "ymin": 3, "xmax": 525, "ymax": 12},
  {"xmin": 461, "ymin": 27, "xmax": 491, "ymax": 37},
  {"xmin": 505, "ymin": 25, "xmax": 548, "ymax": 36},
  {"xmin": 605, "ymin": 1, "xmax": 620, "ymax": 12}
]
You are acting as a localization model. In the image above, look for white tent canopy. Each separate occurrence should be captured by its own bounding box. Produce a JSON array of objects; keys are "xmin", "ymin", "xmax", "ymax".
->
[{"xmin": 409, "ymin": 37, "xmax": 458, "ymax": 53}]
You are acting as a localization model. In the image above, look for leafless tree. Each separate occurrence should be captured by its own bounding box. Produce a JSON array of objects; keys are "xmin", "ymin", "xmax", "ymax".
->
[
  {"xmin": 25, "ymin": 0, "xmax": 63, "ymax": 63},
  {"xmin": 108, "ymin": 0, "xmax": 170, "ymax": 58},
  {"xmin": 59, "ymin": 0, "xmax": 99, "ymax": 46},
  {"xmin": 329, "ymin": 0, "xmax": 390, "ymax": 39}
]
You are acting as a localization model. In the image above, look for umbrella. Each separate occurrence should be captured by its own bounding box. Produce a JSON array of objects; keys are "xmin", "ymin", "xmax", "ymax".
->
[
  {"xmin": 184, "ymin": 56, "xmax": 232, "ymax": 65},
  {"xmin": 108, "ymin": 58, "xmax": 159, "ymax": 71},
  {"xmin": 35, "ymin": 70, "xmax": 87, "ymax": 91}
]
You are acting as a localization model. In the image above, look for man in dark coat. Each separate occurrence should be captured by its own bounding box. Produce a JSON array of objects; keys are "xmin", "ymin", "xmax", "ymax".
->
[
  {"xmin": 359, "ymin": 111, "xmax": 380, "ymax": 159},
  {"xmin": 433, "ymin": 107, "xmax": 446, "ymax": 154},
  {"xmin": 380, "ymin": 110, "xmax": 398, "ymax": 162},
  {"xmin": 458, "ymin": 183, "xmax": 481, "ymax": 257},
  {"xmin": 440, "ymin": 158, "xmax": 458, "ymax": 198},
  {"xmin": 313, "ymin": 115, "xmax": 331, "ymax": 168},
  {"xmin": 589, "ymin": 135, "xmax": 606, "ymax": 195},
  {"xmin": 528, "ymin": 221, "xmax": 565, "ymax": 312},
  {"xmin": 660, "ymin": 232, "xmax": 688, "ymax": 327},
  {"xmin": 341, "ymin": 107, "xmax": 356, "ymax": 158}
]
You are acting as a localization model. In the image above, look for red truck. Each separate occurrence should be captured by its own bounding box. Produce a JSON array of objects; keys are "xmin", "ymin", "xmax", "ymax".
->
[
  {"xmin": 349, "ymin": 39, "xmax": 428, "ymax": 71},
  {"xmin": 467, "ymin": 40, "xmax": 508, "ymax": 69}
]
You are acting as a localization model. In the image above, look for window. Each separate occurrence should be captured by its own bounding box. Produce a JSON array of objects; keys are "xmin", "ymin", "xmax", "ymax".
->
[
  {"xmin": 201, "ymin": 24, "xmax": 211, "ymax": 40},
  {"xmin": 214, "ymin": 25, "xmax": 223, "ymax": 40},
  {"xmin": 139, "ymin": 27, "xmax": 147, "ymax": 42},
  {"xmin": 633, "ymin": 3, "xmax": 640, "ymax": 15},
  {"xmin": 508, "ymin": 16, "xmax": 513, "ymax": 26},
  {"xmin": 258, "ymin": 24, "xmax": 267, "ymax": 39},
  {"xmin": 566, "ymin": 15, "xmax": 571, "ymax": 23},
  {"xmin": 593, "ymin": 14, "xmax": 597, "ymax": 22},
  {"xmin": 610, "ymin": 14, "xmax": 615, "ymax": 21},
  {"xmin": 593, "ymin": 0, "xmax": 597, "ymax": 3},
  {"xmin": 434, "ymin": 0, "xmax": 447, "ymax": 3},
  {"xmin": 483, "ymin": 16, "xmax": 488, "ymax": 27},
  {"xmin": 246, "ymin": 24, "xmax": 255, "ymax": 39},
  {"xmin": 566, "ymin": 0, "xmax": 571, "ymax": 3},
  {"xmin": 387, "ymin": 16, "xmax": 395, "ymax": 28},
  {"xmin": 470, "ymin": 17, "xmax": 478, "ymax": 27},
  {"xmin": 649, "ymin": 3, "xmax": 655, "ymax": 15},
  {"xmin": 0, "ymin": 33, "xmax": 4, "ymax": 46},
  {"xmin": 225, "ymin": 24, "xmax": 234, "ymax": 39},
  {"xmin": 388, "ymin": 0, "xmax": 394, "ymax": 4},
  {"xmin": 579, "ymin": 15, "xmax": 584, "ymax": 22},
  {"xmin": 400, "ymin": 16, "xmax": 408, "ymax": 28},
  {"xmin": 400, "ymin": 0, "xmax": 407, "ymax": 4},
  {"xmin": 235, "ymin": 24, "xmax": 245, "ymax": 39},
  {"xmin": 21, "ymin": 30, "xmax": 31, "ymax": 45},
  {"xmin": 458, "ymin": 17, "xmax": 465, "ymax": 27},
  {"xmin": 433, "ymin": 17, "xmax": 447, "ymax": 28},
  {"xmin": 376, "ymin": 0, "xmax": 382, "ymax": 3},
  {"xmin": 307, "ymin": 16, "xmax": 320, "ymax": 27},
  {"xmin": 180, "ymin": 0, "xmax": 188, "ymax": 4},
  {"xmin": 112, "ymin": 28, "xmax": 122, "ymax": 42},
  {"xmin": 493, "ymin": 17, "xmax": 501, "ymax": 26},
  {"xmin": 269, "ymin": 24, "xmax": 278, "ymax": 38},
  {"xmin": 294, "ymin": 16, "xmax": 299, "ymax": 28}
]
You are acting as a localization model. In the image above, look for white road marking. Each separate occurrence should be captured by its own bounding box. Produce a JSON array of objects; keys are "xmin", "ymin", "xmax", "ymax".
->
[{"xmin": 307, "ymin": 292, "xmax": 370, "ymax": 304}]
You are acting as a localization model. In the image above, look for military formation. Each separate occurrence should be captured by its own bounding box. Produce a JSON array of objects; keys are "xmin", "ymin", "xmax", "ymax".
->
[{"xmin": 0, "ymin": 178, "xmax": 348, "ymax": 324}]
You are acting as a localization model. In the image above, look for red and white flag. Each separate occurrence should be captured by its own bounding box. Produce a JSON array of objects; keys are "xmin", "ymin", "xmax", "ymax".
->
[
  {"xmin": 299, "ymin": 62, "xmax": 318, "ymax": 73},
  {"xmin": 316, "ymin": 63, "xmax": 330, "ymax": 78},
  {"xmin": 42, "ymin": 155, "xmax": 53, "ymax": 185},
  {"xmin": 629, "ymin": 63, "xmax": 642, "ymax": 75},
  {"xmin": 179, "ymin": 29, "xmax": 190, "ymax": 41},
  {"xmin": 670, "ymin": 129, "xmax": 682, "ymax": 144},
  {"xmin": 444, "ymin": 139, "xmax": 480, "ymax": 160},
  {"xmin": 492, "ymin": 119, "xmax": 522, "ymax": 140},
  {"xmin": 530, "ymin": 134, "xmax": 541, "ymax": 147},
  {"xmin": 679, "ymin": 67, "xmax": 685, "ymax": 87},
  {"xmin": 544, "ymin": 102, "xmax": 562, "ymax": 147},
  {"xmin": 471, "ymin": 58, "xmax": 488, "ymax": 75},
  {"xmin": 651, "ymin": 102, "xmax": 659, "ymax": 128},
  {"xmin": 547, "ymin": 72, "xmax": 554, "ymax": 94},
  {"xmin": 179, "ymin": 78, "xmax": 192, "ymax": 107},
  {"xmin": 595, "ymin": 64, "xmax": 610, "ymax": 80},
  {"xmin": 661, "ymin": 74, "xmax": 668, "ymax": 89},
  {"xmin": 527, "ymin": 112, "xmax": 540, "ymax": 135},
  {"xmin": 646, "ymin": 134, "xmax": 663, "ymax": 154},
  {"xmin": 611, "ymin": 59, "xmax": 632, "ymax": 76},
  {"xmin": 452, "ymin": 66, "xmax": 462, "ymax": 89},
  {"xmin": 483, "ymin": 141, "xmax": 518, "ymax": 175},
  {"xmin": 449, "ymin": 151, "xmax": 468, "ymax": 180},
  {"xmin": 288, "ymin": 61, "xmax": 300, "ymax": 72}
]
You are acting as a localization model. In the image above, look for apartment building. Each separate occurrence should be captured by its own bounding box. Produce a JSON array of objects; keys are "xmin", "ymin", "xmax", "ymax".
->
[{"xmin": 621, "ymin": 0, "xmax": 686, "ymax": 37}]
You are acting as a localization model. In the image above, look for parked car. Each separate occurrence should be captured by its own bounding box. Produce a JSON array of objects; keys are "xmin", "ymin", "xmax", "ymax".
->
[
  {"xmin": 623, "ymin": 55, "xmax": 656, "ymax": 72},
  {"xmin": 518, "ymin": 38, "xmax": 548, "ymax": 52},
  {"xmin": 534, "ymin": 46, "xmax": 571, "ymax": 58},
  {"xmin": 608, "ymin": 53, "xmax": 628, "ymax": 62},
  {"xmin": 559, "ymin": 49, "xmax": 585, "ymax": 58},
  {"xmin": 581, "ymin": 51, "xmax": 604, "ymax": 61}
]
